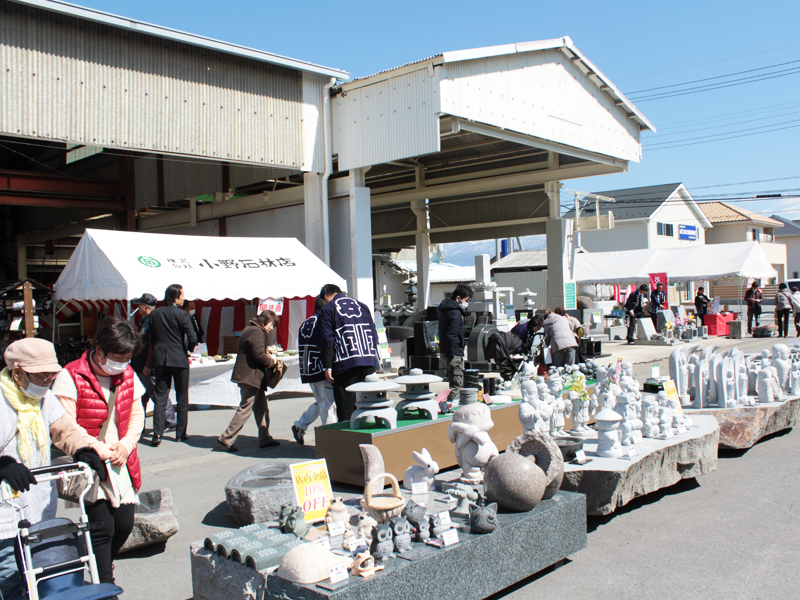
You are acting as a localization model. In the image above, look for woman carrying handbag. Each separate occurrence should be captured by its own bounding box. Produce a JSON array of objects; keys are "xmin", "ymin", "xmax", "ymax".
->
[{"xmin": 775, "ymin": 283, "xmax": 793, "ymax": 338}]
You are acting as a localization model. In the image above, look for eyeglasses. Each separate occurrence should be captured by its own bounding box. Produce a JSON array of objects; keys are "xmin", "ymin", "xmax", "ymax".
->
[{"xmin": 24, "ymin": 371, "xmax": 59, "ymax": 385}]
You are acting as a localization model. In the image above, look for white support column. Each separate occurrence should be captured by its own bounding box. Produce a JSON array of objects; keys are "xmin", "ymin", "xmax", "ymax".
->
[
  {"xmin": 329, "ymin": 168, "xmax": 375, "ymax": 309},
  {"xmin": 303, "ymin": 172, "xmax": 329, "ymax": 262},
  {"xmin": 544, "ymin": 181, "xmax": 576, "ymax": 310},
  {"xmin": 412, "ymin": 199, "xmax": 431, "ymax": 311}
]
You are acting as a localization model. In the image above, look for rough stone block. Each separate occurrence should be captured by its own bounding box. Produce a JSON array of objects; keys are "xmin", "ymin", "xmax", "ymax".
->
[
  {"xmin": 120, "ymin": 488, "xmax": 179, "ymax": 552},
  {"xmin": 191, "ymin": 543, "xmax": 266, "ymax": 600},
  {"xmin": 685, "ymin": 395, "xmax": 800, "ymax": 449},
  {"xmin": 561, "ymin": 415, "xmax": 719, "ymax": 515},
  {"xmin": 225, "ymin": 463, "xmax": 296, "ymax": 526}
]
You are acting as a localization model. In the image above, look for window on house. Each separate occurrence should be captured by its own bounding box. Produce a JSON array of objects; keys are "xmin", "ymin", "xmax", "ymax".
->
[
  {"xmin": 751, "ymin": 228, "xmax": 760, "ymax": 241},
  {"xmin": 794, "ymin": 271, "xmax": 799, "ymax": 279},
  {"xmin": 657, "ymin": 222, "xmax": 674, "ymax": 237}
]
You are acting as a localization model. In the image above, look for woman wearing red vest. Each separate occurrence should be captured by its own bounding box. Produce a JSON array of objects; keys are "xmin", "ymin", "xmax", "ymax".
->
[{"xmin": 53, "ymin": 316, "xmax": 145, "ymax": 585}]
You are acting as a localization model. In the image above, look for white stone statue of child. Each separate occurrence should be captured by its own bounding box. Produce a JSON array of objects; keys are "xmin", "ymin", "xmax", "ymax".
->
[
  {"xmin": 519, "ymin": 380, "xmax": 552, "ymax": 434},
  {"xmin": 568, "ymin": 391, "xmax": 593, "ymax": 437},
  {"xmin": 790, "ymin": 362, "xmax": 800, "ymax": 396},
  {"xmin": 640, "ymin": 396, "xmax": 660, "ymax": 438},
  {"xmin": 549, "ymin": 388, "xmax": 567, "ymax": 437}
]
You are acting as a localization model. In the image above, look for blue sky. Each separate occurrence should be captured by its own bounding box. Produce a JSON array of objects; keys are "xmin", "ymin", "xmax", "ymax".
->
[{"xmin": 75, "ymin": 0, "xmax": 800, "ymax": 220}]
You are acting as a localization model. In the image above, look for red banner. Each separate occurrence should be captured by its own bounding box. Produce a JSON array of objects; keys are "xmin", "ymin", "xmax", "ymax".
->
[{"xmin": 648, "ymin": 272, "xmax": 669, "ymax": 309}]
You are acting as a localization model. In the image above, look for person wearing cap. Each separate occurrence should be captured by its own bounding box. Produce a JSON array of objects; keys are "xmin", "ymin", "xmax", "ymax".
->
[
  {"xmin": 52, "ymin": 316, "xmax": 146, "ymax": 586},
  {"xmin": 0, "ymin": 338, "xmax": 105, "ymax": 599},
  {"xmin": 133, "ymin": 293, "xmax": 176, "ymax": 431}
]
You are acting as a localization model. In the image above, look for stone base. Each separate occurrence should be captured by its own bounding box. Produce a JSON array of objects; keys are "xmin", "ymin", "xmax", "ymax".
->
[
  {"xmin": 119, "ymin": 488, "xmax": 179, "ymax": 553},
  {"xmin": 560, "ymin": 415, "xmax": 719, "ymax": 515},
  {"xmin": 684, "ymin": 395, "xmax": 800, "ymax": 449},
  {"xmin": 604, "ymin": 326, "xmax": 626, "ymax": 340},
  {"xmin": 225, "ymin": 464, "xmax": 296, "ymax": 526},
  {"xmin": 191, "ymin": 493, "xmax": 586, "ymax": 600}
]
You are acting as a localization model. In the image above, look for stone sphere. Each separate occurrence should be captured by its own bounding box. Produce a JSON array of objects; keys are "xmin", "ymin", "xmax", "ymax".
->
[
  {"xmin": 276, "ymin": 543, "xmax": 345, "ymax": 584},
  {"xmin": 506, "ymin": 432, "xmax": 564, "ymax": 501},
  {"xmin": 484, "ymin": 452, "xmax": 547, "ymax": 512}
]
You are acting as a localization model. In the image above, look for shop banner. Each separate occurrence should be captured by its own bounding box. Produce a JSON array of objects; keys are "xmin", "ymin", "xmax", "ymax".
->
[
  {"xmin": 258, "ymin": 297, "xmax": 284, "ymax": 315},
  {"xmin": 613, "ymin": 285, "xmax": 621, "ymax": 303},
  {"xmin": 290, "ymin": 459, "xmax": 333, "ymax": 522},
  {"xmin": 648, "ymin": 272, "xmax": 669, "ymax": 309}
]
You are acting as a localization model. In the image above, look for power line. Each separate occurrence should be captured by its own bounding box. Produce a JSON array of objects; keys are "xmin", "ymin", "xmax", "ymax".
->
[
  {"xmin": 643, "ymin": 121, "xmax": 800, "ymax": 151},
  {"xmin": 649, "ymin": 108, "xmax": 800, "ymax": 139}
]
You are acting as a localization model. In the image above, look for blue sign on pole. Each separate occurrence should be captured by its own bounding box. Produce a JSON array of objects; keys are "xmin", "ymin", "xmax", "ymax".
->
[{"xmin": 678, "ymin": 224, "xmax": 697, "ymax": 240}]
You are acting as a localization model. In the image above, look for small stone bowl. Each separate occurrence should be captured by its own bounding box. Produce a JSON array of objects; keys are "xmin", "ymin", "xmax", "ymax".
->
[{"xmin": 554, "ymin": 437, "xmax": 584, "ymax": 462}]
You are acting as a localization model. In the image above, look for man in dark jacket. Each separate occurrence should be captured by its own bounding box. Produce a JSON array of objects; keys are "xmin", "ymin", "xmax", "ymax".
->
[
  {"xmin": 318, "ymin": 284, "xmax": 379, "ymax": 422},
  {"xmin": 625, "ymin": 284, "xmax": 649, "ymax": 344},
  {"xmin": 147, "ymin": 284, "xmax": 196, "ymax": 446},
  {"xmin": 649, "ymin": 282, "xmax": 667, "ymax": 330},
  {"xmin": 133, "ymin": 293, "xmax": 176, "ymax": 430},
  {"xmin": 694, "ymin": 287, "xmax": 711, "ymax": 326},
  {"xmin": 437, "ymin": 284, "xmax": 473, "ymax": 403},
  {"xmin": 292, "ymin": 297, "xmax": 336, "ymax": 445},
  {"xmin": 744, "ymin": 281, "xmax": 763, "ymax": 334},
  {"xmin": 184, "ymin": 301, "xmax": 205, "ymax": 345},
  {"xmin": 217, "ymin": 311, "xmax": 280, "ymax": 452}
]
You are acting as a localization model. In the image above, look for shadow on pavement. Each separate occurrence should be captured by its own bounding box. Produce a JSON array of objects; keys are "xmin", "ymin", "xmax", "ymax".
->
[
  {"xmin": 587, "ymin": 477, "xmax": 701, "ymax": 533},
  {"xmin": 484, "ymin": 558, "xmax": 573, "ymax": 599},
  {"xmin": 718, "ymin": 427, "xmax": 793, "ymax": 459},
  {"xmin": 116, "ymin": 541, "xmax": 168, "ymax": 561},
  {"xmin": 202, "ymin": 501, "xmax": 240, "ymax": 528}
]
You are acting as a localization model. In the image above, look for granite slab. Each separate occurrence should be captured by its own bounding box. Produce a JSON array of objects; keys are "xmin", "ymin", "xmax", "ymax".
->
[
  {"xmin": 684, "ymin": 395, "xmax": 800, "ymax": 449},
  {"xmin": 560, "ymin": 415, "xmax": 719, "ymax": 516},
  {"xmin": 191, "ymin": 492, "xmax": 587, "ymax": 600}
]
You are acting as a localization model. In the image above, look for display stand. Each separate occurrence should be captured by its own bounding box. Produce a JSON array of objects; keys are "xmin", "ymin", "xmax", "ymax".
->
[
  {"xmin": 683, "ymin": 396, "xmax": 800, "ymax": 449},
  {"xmin": 315, "ymin": 402, "xmax": 523, "ymax": 486},
  {"xmin": 190, "ymin": 491, "xmax": 587, "ymax": 600},
  {"xmin": 560, "ymin": 415, "xmax": 720, "ymax": 515}
]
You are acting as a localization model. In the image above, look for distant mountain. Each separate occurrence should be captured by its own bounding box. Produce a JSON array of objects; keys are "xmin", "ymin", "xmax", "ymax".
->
[{"xmin": 440, "ymin": 235, "xmax": 547, "ymax": 267}]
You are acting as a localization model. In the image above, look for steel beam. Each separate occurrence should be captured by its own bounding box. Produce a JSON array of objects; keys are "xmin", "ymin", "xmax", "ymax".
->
[
  {"xmin": 0, "ymin": 170, "xmax": 119, "ymax": 197},
  {"xmin": 0, "ymin": 194, "xmax": 126, "ymax": 211}
]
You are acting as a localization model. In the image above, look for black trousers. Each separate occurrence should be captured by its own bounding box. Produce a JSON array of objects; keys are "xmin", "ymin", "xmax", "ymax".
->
[
  {"xmin": 626, "ymin": 316, "xmax": 640, "ymax": 342},
  {"xmin": 795, "ymin": 313, "xmax": 800, "ymax": 337},
  {"xmin": 153, "ymin": 366, "xmax": 190, "ymax": 438},
  {"xmin": 776, "ymin": 309, "xmax": 791, "ymax": 337},
  {"xmin": 747, "ymin": 306, "xmax": 761, "ymax": 333},
  {"xmin": 333, "ymin": 365, "xmax": 376, "ymax": 422},
  {"xmin": 137, "ymin": 369, "xmax": 176, "ymax": 427},
  {"xmin": 86, "ymin": 500, "xmax": 136, "ymax": 584}
]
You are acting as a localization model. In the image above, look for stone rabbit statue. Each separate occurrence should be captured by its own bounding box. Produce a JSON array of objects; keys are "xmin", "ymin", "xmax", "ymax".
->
[{"xmin": 402, "ymin": 448, "xmax": 439, "ymax": 491}]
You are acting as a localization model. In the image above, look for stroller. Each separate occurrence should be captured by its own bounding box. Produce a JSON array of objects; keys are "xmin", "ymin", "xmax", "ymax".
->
[{"xmin": 1, "ymin": 462, "xmax": 123, "ymax": 600}]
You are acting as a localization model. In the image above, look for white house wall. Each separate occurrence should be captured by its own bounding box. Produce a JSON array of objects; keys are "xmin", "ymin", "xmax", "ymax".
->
[
  {"xmin": 647, "ymin": 199, "xmax": 707, "ymax": 248},
  {"xmin": 0, "ymin": 0, "xmax": 312, "ymax": 169},
  {"xmin": 439, "ymin": 49, "xmax": 642, "ymax": 163},
  {"xmin": 783, "ymin": 235, "xmax": 800, "ymax": 279},
  {"xmin": 705, "ymin": 223, "xmax": 749, "ymax": 244},
  {"xmin": 333, "ymin": 67, "xmax": 441, "ymax": 171},
  {"xmin": 579, "ymin": 221, "xmax": 649, "ymax": 252}
]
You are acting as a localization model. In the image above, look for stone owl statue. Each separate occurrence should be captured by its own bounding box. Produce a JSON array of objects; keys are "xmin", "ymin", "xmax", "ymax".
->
[
  {"xmin": 370, "ymin": 522, "xmax": 395, "ymax": 564},
  {"xmin": 390, "ymin": 516, "xmax": 413, "ymax": 553}
]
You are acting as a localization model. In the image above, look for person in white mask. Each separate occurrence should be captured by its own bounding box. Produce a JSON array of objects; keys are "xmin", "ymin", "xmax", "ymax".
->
[
  {"xmin": 0, "ymin": 338, "xmax": 105, "ymax": 600},
  {"xmin": 52, "ymin": 316, "xmax": 146, "ymax": 586}
]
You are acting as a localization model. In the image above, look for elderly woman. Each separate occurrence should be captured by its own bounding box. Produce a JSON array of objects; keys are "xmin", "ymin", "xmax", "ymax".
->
[
  {"xmin": 53, "ymin": 316, "xmax": 145, "ymax": 586},
  {"xmin": 0, "ymin": 339, "xmax": 104, "ymax": 599},
  {"xmin": 543, "ymin": 308, "xmax": 579, "ymax": 368},
  {"xmin": 217, "ymin": 310, "xmax": 281, "ymax": 452}
]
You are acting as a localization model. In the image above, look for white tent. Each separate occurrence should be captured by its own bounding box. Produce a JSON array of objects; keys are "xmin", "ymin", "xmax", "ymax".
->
[
  {"xmin": 55, "ymin": 229, "xmax": 346, "ymax": 302},
  {"xmin": 573, "ymin": 241, "xmax": 778, "ymax": 285}
]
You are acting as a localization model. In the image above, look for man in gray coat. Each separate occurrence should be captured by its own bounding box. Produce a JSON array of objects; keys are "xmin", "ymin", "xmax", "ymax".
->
[{"xmin": 543, "ymin": 308, "xmax": 579, "ymax": 368}]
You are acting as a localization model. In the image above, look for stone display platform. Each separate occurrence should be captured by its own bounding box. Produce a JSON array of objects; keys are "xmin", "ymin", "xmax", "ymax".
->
[
  {"xmin": 684, "ymin": 396, "xmax": 800, "ymax": 450},
  {"xmin": 315, "ymin": 402, "xmax": 524, "ymax": 486},
  {"xmin": 190, "ymin": 492, "xmax": 586, "ymax": 600},
  {"xmin": 560, "ymin": 415, "xmax": 719, "ymax": 515}
]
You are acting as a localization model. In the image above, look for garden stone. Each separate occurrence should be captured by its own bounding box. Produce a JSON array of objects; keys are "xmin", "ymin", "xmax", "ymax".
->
[{"xmin": 225, "ymin": 464, "xmax": 296, "ymax": 526}]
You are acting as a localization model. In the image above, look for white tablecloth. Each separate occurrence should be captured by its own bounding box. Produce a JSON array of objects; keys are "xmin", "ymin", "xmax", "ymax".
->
[{"xmin": 167, "ymin": 355, "xmax": 310, "ymax": 407}]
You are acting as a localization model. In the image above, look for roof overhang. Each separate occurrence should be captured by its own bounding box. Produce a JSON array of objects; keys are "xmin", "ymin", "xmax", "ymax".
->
[{"xmin": 10, "ymin": 0, "xmax": 349, "ymax": 79}]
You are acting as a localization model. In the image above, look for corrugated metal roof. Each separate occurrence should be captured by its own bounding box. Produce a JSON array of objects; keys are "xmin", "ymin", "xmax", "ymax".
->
[
  {"xmin": 490, "ymin": 249, "xmax": 548, "ymax": 271},
  {"xmin": 9, "ymin": 0, "xmax": 349, "ymax": 79},
  {"xmin": 771, "ymin": 215, "xmax": 800, "ymax": 237},
  {"xmin": 563, "ymin": 183, "xmax": 682, "ymax": 220},
  {"xmin": 699, "ymin": 202, "xmax": 782, "ymax": 226},
  {"xmin": 395, "ymin": 261, "xmax": 476, "ymax": 283}
]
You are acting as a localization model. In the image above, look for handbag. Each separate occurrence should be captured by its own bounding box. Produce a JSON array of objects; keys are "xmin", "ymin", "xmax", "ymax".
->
[{"xmin": 264, "ymin": 360, "xmax": 287, "ymax": 389}]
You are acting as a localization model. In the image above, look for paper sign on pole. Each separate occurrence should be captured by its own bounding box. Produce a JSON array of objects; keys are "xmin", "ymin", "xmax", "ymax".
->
[
  {"xmin": 258, "ymin": 297, "xmax": 284, "ymax": 315},
  {"xmin": 290, "ymin": 459, "xmax": 333, "ymax": 522}
]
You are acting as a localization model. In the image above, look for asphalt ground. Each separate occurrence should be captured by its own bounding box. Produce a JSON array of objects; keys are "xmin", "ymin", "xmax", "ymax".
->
[{"xmin": 62, "ymin": 331, "xmax": 800, "ymax": 600}]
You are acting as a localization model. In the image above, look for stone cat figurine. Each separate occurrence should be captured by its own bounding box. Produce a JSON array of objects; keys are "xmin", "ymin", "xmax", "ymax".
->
[{"xmin": 469, "ymin": 499, "xmax": 498, "ymax": 534}]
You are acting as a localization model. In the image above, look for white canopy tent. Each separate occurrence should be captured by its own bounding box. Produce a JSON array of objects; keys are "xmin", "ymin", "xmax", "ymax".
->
[
  {"xmin": 572, "ymin": 241, "xmax": 778, "ymax": 285},
  {"xmin": 55, "ymin": 229, "xmax": 346, "ymax": 303}
]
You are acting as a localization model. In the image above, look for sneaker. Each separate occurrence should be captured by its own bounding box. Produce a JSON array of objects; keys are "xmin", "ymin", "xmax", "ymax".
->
[{"xmin": 291, "ymin": 425, "xmax": 305, "ymax": 446}]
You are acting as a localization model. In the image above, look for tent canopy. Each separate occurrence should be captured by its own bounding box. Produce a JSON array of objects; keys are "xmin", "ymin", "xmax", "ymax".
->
[
  {"xmin": 573, "ymin": 241, "xmax": 778, "ymax": 285},
  {"xmin": 55, "ymin": 229, "xmax": 347, "ymax": 302}
]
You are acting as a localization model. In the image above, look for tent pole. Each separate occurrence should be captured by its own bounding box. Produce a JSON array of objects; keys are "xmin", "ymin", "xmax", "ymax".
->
[{"xmin": 52, "ymin": 297, "xmax": 56, "ymax": 344}]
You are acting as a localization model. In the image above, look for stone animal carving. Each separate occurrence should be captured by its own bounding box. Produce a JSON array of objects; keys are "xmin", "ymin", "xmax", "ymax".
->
[
  {"xmin": 401, "ymin": 501, "xmax": 430, "ymax": 542},
  {"xmin": 430, "ymin": 513, "xmax": 450, "ymax": 539},
  {"xmin": 326, "ymin": 497, "xmax": 352, "ymax": 530},
  {"xmin": 357, "ymin": 513, "xmax": 378, "ymax": 544},
  {"xmin": 389, "ymin": 516, "xmax": 413, "ymax": 553},
  {"xmin": 402, "ymin": 448, "xmax": 439, "ymax": 491},
  {"xmin": 280, "ymin": 505, "xmax": 309, "ymax": 539},
  {"xmin": 370, "ymin": 523, "xmax": 394, "ymax": 564},
  {"xmin": 447, "ymin": 403, "xmax": 499, "ymax": 484},
  {"xmin": 352, "ymin": 550, "xmax": 384, "ymax": 577},
  {"xmin": 469, "ymin": 497, "xmax": 498, "ymax": 534}
]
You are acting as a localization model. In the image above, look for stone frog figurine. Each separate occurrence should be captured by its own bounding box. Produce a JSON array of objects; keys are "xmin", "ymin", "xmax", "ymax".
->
[
  {"xmin": 389, "ymin": 516, "xmax": 413, "ymax": 553},
  {"xmin": 469, "ymin": 496, "xmax": 498, "ymax": 534},
  {"xmin": 280, "ymin": 505, "xmax": 309, "ymax": 539},
  {"xmin": 326, "ymin": 497, "xmax": 352, "ymax": 530},
  {"xmin": 357, "ymin": 513, "xmax": 378, "ymax": 544},
  {"xmin": 370, "ymin": 523, "xmax": 395, "ymax": 564}
]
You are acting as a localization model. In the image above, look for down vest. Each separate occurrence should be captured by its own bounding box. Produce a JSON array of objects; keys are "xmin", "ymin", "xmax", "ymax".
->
[{"xmin": 64, "ymin": 351, "xmax": 142, "ymax": 492}]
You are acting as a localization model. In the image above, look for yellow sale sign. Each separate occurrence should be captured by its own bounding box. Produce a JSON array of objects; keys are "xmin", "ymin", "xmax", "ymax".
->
[
  {"xmin": 662, "ymin": 380, "xmax": 682, "ymax": 413},
  {"xmin": 290, "ymin": 459, "xmax": 333, "ymax": 522}
]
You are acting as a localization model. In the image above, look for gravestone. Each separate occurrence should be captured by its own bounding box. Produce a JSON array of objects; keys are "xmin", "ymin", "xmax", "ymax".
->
[
  {"xmin": 636, "ymin": 318, "xmax": 657, "ymax": 340},
  {"xmin": 656, "ymin": 309, "xmax": 676, "ymax": 332}
]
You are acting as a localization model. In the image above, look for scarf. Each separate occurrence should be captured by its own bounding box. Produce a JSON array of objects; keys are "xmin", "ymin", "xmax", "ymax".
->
[{"xmin": 0, "ymin": 368, "xmax": 49, "ymax": 467}]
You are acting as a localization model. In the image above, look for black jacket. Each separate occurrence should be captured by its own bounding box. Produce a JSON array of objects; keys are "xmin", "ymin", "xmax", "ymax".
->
[
  {"xmin": 133, "ymin": 313, "xmax": 151, "ymax": 373},
  {"xmin": 625, "ymin": 290, "xmax": 646, "ymax": 318},
  {"xmin": 148, "ymin": 303, "xmax": 197, "ymax": 369},
  {"xmin": 437, "ymin": 298, "xmax": 466, "ymax": 358},
  {"xmin": 694, "ymin": 294, "xmax": 710, "ymax": 316}
]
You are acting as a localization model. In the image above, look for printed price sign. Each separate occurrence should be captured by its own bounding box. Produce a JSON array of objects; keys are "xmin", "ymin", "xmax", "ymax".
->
[
  {"xmin": 441, "ymin": 529, "xmax": 460, "ymax": 547},
  {"xmin": 290, "ymin": 459, "xmax": 333, "ymax": 522},
  {"xmin": 632, "ymin": 431, "xmax": 643, "ymax": 444},
  {"xmin": 328, "ymin": 563, "xmax": 349, "ymax": 584},
  {"xmin": 575, "ymin": 450, "xmax": 587, "ymax": 462},
  {"xmin": 327, "ymin": 520, "xmax": 345, "ymax": 537},
  {"xmin": 685, "ymin": 418, "xmax": 694, "ymax": 428},
  {"xmin": 347, "ymin": 537, "xmax": 367, "ymax": 555},
  {"xmin": 664, "ymin": 429, "xmax": 675, "ymax": 439},
  {"xmin": 313, "ymin": 536, "xmax": 332, "ymax": 551},
  {"xmin": 437, "ymin": 511, "xmax": 452, "ymax": 526},
  {"xmin": 411, "ymin": 482, "xmax": 428, "ymax": 495},
  {"xmin": 677, "ymin": 424, "xmax": 688, "ymax": 435},
  {"xmin": 625, "ymin": 447, "xmax": 637, "ymax": 459}
]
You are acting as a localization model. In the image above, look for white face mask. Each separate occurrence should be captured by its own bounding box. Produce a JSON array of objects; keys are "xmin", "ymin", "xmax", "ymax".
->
[
  {"xmin": 21, "ymin": 381, "xmax": 50, "ymax": 400},
  {"xmin": 460, "ymin": 301, "xmax": 469, "ymax": 310},
  {"xmin": 100, "ymin": 357, "xmax": 129, "ymax": 376}
]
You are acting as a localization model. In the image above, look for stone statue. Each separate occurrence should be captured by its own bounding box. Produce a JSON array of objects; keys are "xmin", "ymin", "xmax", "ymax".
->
[
  {"xmin": 547, "ymin": 370, "xmax": 564, "ymax": 399},
  {"xmin": 402, "ymin": 448, "xmax": 439, "ymax": 492},
  {"xmin": 687, "ymin": 356, "xmax": 698, "ymax": 402},
  {"xmin": 447, "ymin": 403, "xmax": 500, "ymax": 484},
  {"xmin": 692, "ymin": 354, "xmax": 709, "ymax": 409},
  {"xmin": 757, "ymin": 367, "xmax": 776, "ymax": 404},
  {"xmin": 772, "ymin": 344, "xmax": 792, "ymax": 393},
  {"xmin": 594, "ymin": 408, "xmax": 624, "ymax": 458},
  {"xmin": 519, "ymin": 380, "xmax": 553, "ymax": 434},
  {"xmin": 568, "ymin": 391, "xmax": 593, "ymax": 438},
  {"xmin": 614, "ymin": 392, "xmax": 636, "ymax": 446},
  {"xmin": 707, "ymin": 353, "xmax": 723, "ymax": 405},
  {"xmin": 549, "ymin": 387, "xmax": 568, "ymax": 438},
  {"xmin": 640, "ymin": 396, "xmax": 660, "ymax": 438},
  {"xmin": 790, "ymin": 362, "xmax": 800, "ymax": 396},
  {"xmin": 669, "ymin": 346, "xmax": 692, "ymax": 405},
  {"xmin": 718, "ymin": 357, "xmax": 737, "ymax": 409}
]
